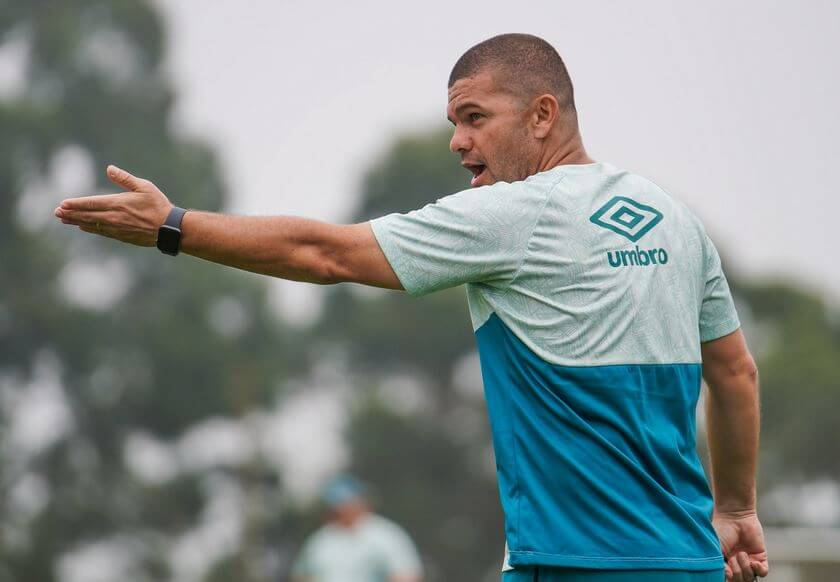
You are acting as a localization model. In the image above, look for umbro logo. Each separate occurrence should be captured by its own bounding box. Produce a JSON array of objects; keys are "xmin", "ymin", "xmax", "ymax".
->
[{"xmin": 589, "ymin": 196, "xmax": 663, "ymax": 242}]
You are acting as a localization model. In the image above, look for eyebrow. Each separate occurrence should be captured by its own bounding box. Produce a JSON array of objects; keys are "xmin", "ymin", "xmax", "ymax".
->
[{"xmin": 446, "ymin": 101, "xmax": 484, "ymax": 125}]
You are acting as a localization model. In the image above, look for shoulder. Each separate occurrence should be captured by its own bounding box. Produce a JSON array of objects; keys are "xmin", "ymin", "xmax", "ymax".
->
[
  {"xmin": 303, "ymin": 524, "xmax": 336, "ymax": 548},
  {"xmin": 601, "ymin": 167, "xmax": 711, "ymax": 245},
  {"xmin": 365, "ymin": 514, "xmax": 412, "ymax": 540},
  {"xmin": 630, "ymin": 170, "xmax": 705, "ymax": 227}
]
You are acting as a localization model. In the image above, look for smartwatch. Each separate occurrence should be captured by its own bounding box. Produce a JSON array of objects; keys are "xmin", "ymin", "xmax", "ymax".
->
[{"xmin": 156, "ymin": 206, "xmax": 188, "ymax": 256}]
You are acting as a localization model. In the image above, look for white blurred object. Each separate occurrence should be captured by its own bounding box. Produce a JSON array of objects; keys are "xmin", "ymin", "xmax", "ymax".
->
[
  {"xmin": 207, "ymin": 295, "xmax": 251, "ymax": 338},
  {"xmin": 123, "ymin": 431, "xmax": 179, "ymax": 485},
  {"xmin": 0, "ymin": 25, "xmax": 29, "ymax": 101},
  {"xmin": 256, "ymin": 387, "xmax": 348, "ymax": 502},
  {"xmin": 764, "ymin": 480, "xmax": 840, "ymax": 527},
  {"xmin": 57, "ymin": 535, "xmax": 144, "ymax": 582},
  {"xmin": 59, "ymin": 257, "xmax": 132, "ymax": 311},
  {"xmin": 168, "ymin": 474, "xmax": 244, "ymax": 582},
  {"xmin": 177, "ymin": 416, "xmax": 255, "ymax": 472},
  {"xmin": 4, "ymin": 351, "xmax": 74, "ymax": 458}
]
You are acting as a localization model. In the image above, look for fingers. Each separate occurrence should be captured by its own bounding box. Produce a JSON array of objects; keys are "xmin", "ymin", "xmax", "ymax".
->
[
  {"xmin": 728, "ymin": 551, "xmax": 757, "ymax": 582},
  {"xmin": 56, "ymin": 209, "xmax": 121, "ymax": 228},
  {"xmin": 58, "ymin": 193, "xmax": 123, "ymax": 212},
  {"xmin": 750, "ymin": 558, "xmax": 769, "ymax": 578},
  {"xmin": 728, "ymin": 554, "xmax": 743, "ymax": 582},
  {"xmin": 737, "ymin": 552, "xmax": 754, "ymax": 581},
  {"xmin": 58, "ymin": 165, "xmax": 154, "ymax": 212},
  {"xmin": 107, "ymin": 164, "xmax": 145, "ymax": 191}
]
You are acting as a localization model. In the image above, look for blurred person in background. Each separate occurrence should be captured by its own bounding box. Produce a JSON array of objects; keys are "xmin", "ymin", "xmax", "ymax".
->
[
  {"xmin": 55, "ymin": 33, "xmax": 767, "ymax": 582},
  {"xmin": 290, "ymin": 475, "xmax": 423, "ymax": 582}
]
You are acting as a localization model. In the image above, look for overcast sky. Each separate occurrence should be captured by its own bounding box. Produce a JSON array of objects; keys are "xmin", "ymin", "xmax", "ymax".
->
[{"xmin": 155, "ymin": 0, "xmax": 839, "ymax": 318}]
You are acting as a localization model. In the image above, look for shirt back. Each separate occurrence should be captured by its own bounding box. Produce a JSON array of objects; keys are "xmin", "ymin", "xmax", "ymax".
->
[{"xmin": 370, "ymin": 161, "xmax": 739, "ymax": 572}]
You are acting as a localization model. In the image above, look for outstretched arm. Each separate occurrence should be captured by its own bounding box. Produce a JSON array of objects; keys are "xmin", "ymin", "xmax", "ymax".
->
[
  {"xmin": 701, "ymin": 328, "xmax": 769, "ymax": 582},
  {"xmin": 54, "ymin": 165, "xmax": 403, "ymax": 290}
]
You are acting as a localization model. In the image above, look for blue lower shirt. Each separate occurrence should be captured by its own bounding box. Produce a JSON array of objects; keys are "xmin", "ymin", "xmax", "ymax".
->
[{"xmin": 370, "ymin": 162, "xmax": 738, "ymax": 572}]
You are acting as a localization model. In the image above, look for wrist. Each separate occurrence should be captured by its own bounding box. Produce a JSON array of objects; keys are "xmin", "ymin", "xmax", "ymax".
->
[
  {"xmin": 713, "ymin": 506, "xmax": 757, "ymax": 519},
  {"xmin": 177, "ymin": 209, "xmax": 201, "ymax": 254},
  {"xmin": 156, "ymin": 206, "xmax": 188, "ymax": 256},
  {"xmin": 712, "ymin": 484, "xmax": 756, "ymax": 516}
]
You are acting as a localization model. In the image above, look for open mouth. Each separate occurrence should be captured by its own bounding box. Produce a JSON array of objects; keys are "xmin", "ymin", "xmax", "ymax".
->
[{"xmin": 463, "ymin": 163, "xmax": 487, "ymax": 187}]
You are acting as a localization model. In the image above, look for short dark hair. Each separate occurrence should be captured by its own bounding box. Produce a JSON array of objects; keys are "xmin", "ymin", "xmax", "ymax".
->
[{"xmin": 449, "ymin": 33, "xmax": 576, "ymax": 113}]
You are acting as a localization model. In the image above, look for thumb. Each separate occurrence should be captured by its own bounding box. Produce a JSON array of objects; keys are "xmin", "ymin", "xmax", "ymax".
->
[{"xmin": 107, "ymin": 164, "xmax": 143, "ymax": 191}]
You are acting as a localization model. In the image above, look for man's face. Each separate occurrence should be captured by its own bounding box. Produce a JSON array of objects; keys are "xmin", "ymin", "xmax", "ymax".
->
[
  {"xmin": 330, "ymin": 498, "xmax": 368, "ymax": 528},
  {"xmin": 447, "ymin": 70, "xmax": 537, "ymax": 187}
]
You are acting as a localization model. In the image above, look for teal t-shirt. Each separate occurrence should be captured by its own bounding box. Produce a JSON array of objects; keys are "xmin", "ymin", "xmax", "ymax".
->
[
  {"xmin": 291, "ymin": 514, "xmax": 422, "ymax": 581},
  {"xmin": 370, "ymin": 162, "xmax": 739, "ymax": 572}
]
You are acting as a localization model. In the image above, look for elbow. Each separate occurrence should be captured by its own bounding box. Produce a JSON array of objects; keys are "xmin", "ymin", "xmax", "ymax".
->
[
  {"xmin": 316, "ymin": 237, "xmax": 365, "ymax": 286},
  {"xmin": 733, "ymin": 354, "xmax": 759, "ymax": 383},
  {"xmin": 707, "ymin": 353, "xmax": 759, "ymax": 392},
  {"xmin": 313, "ymin": 246, "xmax": 348, "ymax": 286},
  {"xmin": 317, "ymin": 261, "xmax": 343, "ymax": 286},
  {"xmin": 265, "ymin": 244, "xmax": 343, "ymax": 285}
]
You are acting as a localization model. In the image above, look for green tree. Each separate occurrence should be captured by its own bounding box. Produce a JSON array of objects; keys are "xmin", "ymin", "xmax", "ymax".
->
[
  {"xmin": 0, "ymin": 2, "xmax": 305, "ymax": 580},
  {"xmin": 735, "ymin": 282, "xmax": 840, "ymax": 490}
]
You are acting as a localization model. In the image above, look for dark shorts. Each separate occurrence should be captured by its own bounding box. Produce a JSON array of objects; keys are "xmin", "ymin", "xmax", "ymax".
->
[{"xmin": 502, "ymin": 567, "xmax": 725, "ymax": 582}]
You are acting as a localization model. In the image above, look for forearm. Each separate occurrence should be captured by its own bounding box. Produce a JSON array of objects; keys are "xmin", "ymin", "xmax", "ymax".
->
[
  {"xmin": 180, "ymin": 211, "xmax": 340, "ymax": 284},
  {"xmin": 705, "ymin": 360, "xmax": 760, "ymax": 513}
]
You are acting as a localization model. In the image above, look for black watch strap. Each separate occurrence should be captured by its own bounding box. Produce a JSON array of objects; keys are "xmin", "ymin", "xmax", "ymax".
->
[
  {"xmin": 164, "ymin": 206, "xmax": 188, "ymax": 229},
  {"xmin": 156, "ymin": 206, "xmax": 188, "ymax": 256}
]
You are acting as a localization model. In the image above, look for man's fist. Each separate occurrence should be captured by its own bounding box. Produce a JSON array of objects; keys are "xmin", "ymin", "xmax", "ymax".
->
[
  {"xmin": 713, "ymin": 509, "xmax": 769, "ymax": 582},
  {"xmin": 54, "ymin": 165, "xmax": 173, "ymax": 247}
]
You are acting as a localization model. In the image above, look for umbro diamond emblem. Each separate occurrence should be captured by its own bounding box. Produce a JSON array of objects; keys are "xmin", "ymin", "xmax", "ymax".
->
[{"xmin": 589, "ymin": 196, "xmax": 664, "ymax": 242}]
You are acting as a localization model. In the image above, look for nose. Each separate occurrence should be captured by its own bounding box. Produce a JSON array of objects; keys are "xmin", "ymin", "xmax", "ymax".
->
[{"xmin": 449, "ymin": 126, "xmax": 471, "ymax": 154}]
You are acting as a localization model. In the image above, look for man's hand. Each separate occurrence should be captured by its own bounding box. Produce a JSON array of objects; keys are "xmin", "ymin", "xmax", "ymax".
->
[
  {"xmin": 713, "ymin": 510, "xmax": 769, "ymax": 582},
  {"xmin": 54, "ymin": 165, "xmax": 173, "ymax": 246}
]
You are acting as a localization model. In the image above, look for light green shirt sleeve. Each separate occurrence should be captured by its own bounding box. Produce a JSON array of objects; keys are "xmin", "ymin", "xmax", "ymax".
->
[
  {"xmin": 369, "ymin": 181, "xmax": 550, "ymax": 297},
  {"xmin": 699, "ymin": 233, "xmax": 740, "ymax": 342}
]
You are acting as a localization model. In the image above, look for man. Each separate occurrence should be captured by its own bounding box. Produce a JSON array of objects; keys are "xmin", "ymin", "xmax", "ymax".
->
[
  {"xmin": 55, "ymin": 33, "xmax": 768, "ymax": 582},
  {"xmin": 291, "ymin": 475, "xmax": 423, "ymax": 582}
]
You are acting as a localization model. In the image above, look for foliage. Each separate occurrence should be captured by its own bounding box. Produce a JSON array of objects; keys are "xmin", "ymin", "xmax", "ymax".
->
[
  {"xmin": 736, "ymin": 282, "xmax": 840, "ymax": 487},
  {"xmin": 1, "ymin": 2, "xmax": 304, "ymax": 580}
]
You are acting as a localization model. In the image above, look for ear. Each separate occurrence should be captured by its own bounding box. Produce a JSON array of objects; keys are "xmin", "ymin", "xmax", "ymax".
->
[{"xmin": 531, "ymin": 94, "xmax": 559, "ymax": 139}]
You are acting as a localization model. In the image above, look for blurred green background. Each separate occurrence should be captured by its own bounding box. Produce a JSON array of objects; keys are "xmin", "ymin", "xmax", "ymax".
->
[{"xmin": 1, "ymin": 2, "xmax": 838, "ymax": 581}]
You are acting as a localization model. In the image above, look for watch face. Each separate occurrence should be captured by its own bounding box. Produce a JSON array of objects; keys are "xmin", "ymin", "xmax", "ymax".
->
[{"xmin": 156, "ymin": 225, "xmax": 181, "ymax": 255}]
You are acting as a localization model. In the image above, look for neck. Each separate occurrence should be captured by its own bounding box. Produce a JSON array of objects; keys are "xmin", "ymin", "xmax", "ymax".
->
[{"xmin": 534, "ymin": 131, "xmax": 594, "ymax": 174}]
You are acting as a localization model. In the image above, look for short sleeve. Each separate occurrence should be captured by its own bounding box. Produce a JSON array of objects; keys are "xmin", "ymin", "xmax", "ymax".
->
[
  {"xmin": 699, "ymin": 233, "xmax": 740, "ymax": 342},
  {"xmin": 369, "ymin": 181, "xmax": 549, "ymax": 297},
  {"xmin": 379, "ymin": 524, "xmax": 423, "ymax": 576}
]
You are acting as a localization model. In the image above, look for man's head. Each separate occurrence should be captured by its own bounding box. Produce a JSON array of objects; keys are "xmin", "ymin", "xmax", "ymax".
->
[
  {"xmin": 447, "ymin": 33, "xmax": 584, "ymax": 187},
  {"xmin": 321, "ymin": 475, "xmax": 370, "ymax": 528}
]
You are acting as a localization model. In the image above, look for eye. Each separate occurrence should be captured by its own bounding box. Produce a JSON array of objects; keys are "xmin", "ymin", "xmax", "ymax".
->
[{"xmin": 469, "ymin": 112, "xmax": 484, "ymax": 123}]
